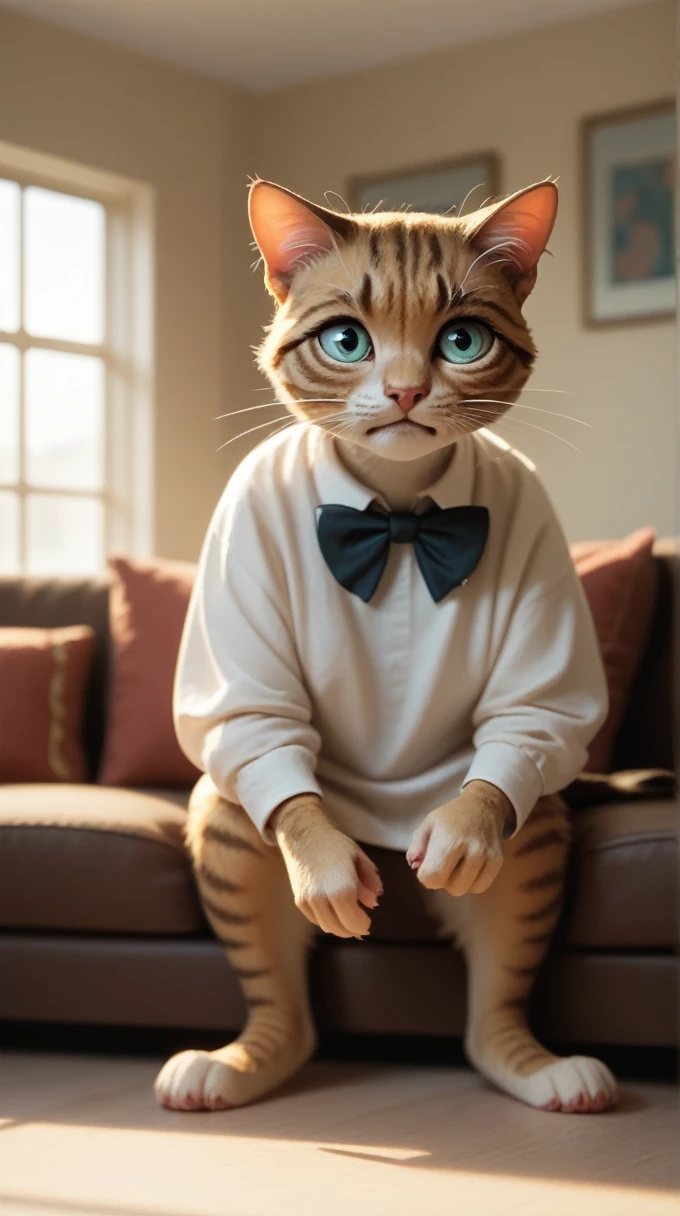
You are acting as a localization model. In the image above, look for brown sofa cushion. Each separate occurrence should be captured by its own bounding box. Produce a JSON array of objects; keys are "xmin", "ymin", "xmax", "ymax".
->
[
  {"xmin": 560, "ymin": 799, "xmax": 677, "ymax": 950},
  {"xmin": 0, "ymin": 785, "xmax": 204, "ymax": 935},
  {"xmin": 0, "ymin": 787, "xmax": 675, "ymax": 952},
  {"xmin": 361, "ymin": 798, "xmax": 677, "ymax": 950}
]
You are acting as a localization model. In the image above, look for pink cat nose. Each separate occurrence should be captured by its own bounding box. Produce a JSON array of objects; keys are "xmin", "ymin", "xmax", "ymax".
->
[{"xmin": 386, "ymin": 385, "xmax": 429, "ymax": 414}]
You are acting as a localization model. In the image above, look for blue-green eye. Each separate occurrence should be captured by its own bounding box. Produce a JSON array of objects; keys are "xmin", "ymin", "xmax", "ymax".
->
[
  {"xmin": 437, "ymin": 320, "xmax": 493, "ymax": 364},
  {"xmin": 319, "ymin": 321, "xmax": 372, "ymax": 363}
]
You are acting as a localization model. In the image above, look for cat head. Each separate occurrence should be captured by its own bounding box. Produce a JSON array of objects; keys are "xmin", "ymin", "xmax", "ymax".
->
[{"xmin": 250, "ymin": 177, "xmax": 557, "ymax": 460}]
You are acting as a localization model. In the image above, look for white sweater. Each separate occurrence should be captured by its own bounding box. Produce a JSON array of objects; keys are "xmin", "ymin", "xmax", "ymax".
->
[{"xmin": 174, "ymin": 424, "xmax": 608, "ymax": 850}]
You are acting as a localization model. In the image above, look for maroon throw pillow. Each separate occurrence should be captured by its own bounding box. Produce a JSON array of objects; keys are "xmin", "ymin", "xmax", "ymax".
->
[
  {"xmin": 571, "ymin": 527, "xmax": 658, "ymax": 773},
  {"xmin": 98, "ymin": 555, "xmax": 199, "ymax": 788},
  {"xmin": 0, "ymin": 625, "xmax": 95, "ymax": 782}
]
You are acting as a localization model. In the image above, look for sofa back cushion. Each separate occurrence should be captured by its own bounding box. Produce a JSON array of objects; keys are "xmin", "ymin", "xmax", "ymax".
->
[
  {"xmin": 0, "ymin": 541, "xmax": 674, "ymax": 784},
  {"xmin": 0, "ymin": 625, "xmax": 96, "ymax": 782},
  {"xmin": 0, "ymin": 577, "xmax": 109, "ymax": 780},
  {"xmin": 97, "ymin": 556, "xmax": 200, "ymax": 788},
  {"xmin": 571, "ymin": 528, "xmax": 659, "ymax": 772},
  {"xmin": 612, "ymin": 540, "xmax": 676, "ymax": 772}
]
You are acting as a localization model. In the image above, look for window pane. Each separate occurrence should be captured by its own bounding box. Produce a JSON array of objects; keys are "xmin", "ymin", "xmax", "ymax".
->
[
  {"xmin": 24, "ymin": 187, "xmax": 105, "ymax": 344},
  {"xmin": 26, "ymin": 493, "xmax": 103, "ymax": 575},
  {"xmin": 0, "ymin": 344, "xmax": 20, "ymax": 483},
  {"xmin": 25, "ymin": 348, "xmax": 105, "ymax": 491},
  {"xmin": 0, "ymin": 179, "xmax": 21, "ymax": 333},
  {"xmin": 0, "ymin": 490, "xmax": 19, "ymax": 573}
]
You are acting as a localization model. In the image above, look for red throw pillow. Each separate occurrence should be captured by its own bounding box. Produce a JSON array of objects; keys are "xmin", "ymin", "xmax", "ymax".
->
[
  {"xmin": 0, "ymin": 625, "xmax": 95, "ymax": 782},
  {"xmin": 571, "ymin": 527, "xmax": 658, "ymax": 773},
  {"xmin": 98, "ymin": 555, "xmax": 200, "ymax": 788}
]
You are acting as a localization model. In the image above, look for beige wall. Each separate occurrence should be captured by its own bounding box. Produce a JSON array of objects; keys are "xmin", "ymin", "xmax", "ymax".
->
[
  {"xmin": 0, "ymin": 2, "xmax": 675, "ymax": 553},
  {"xmin": 252, "ymin": 0, "xmax": 676, "ymax": 540},
  {"xmin": 0, "ymin": 8, "xmax": 251, "ymax": 560}
]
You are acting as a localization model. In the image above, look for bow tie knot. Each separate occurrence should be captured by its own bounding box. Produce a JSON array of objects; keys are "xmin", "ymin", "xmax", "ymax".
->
[
  {"xmin": 388, "ymin": 512, "xmax": 420, "ymax": 544},
  {"xmin": 316, "ymin": 503, "xmax": 489, "ymax": 603}
]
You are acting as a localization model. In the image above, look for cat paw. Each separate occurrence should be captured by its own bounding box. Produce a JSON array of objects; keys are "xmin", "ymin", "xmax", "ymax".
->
[
  {"xmin": 522, "ymin": 1055, "xmax": 618, "ymax": 1113},
  {"xmin": 154, "ymin": 1031, "xmax": 316, "ymax": 1112},
  {"xmin": 154, "ymin": 1050, "xmax": 236, "ymax": 1112}
]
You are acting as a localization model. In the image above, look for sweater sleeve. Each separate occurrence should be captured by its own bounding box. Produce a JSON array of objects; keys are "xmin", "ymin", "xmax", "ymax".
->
[
  {"xmin": 173, "ymin": 494, "xmax": 322, "ymax": 843},
  {"xmin": 462, "ymin": 521, "xmax": 609, "ymax": 833}
]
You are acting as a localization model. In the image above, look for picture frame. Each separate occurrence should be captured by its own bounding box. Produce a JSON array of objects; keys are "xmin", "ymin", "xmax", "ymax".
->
[
  {"xmin": 582, "ymin": 100, "xmax": 676, "ymax": 326},
  {"xmin": 348, "ymin": 153, "xmax": 501, "ymax": 218}
]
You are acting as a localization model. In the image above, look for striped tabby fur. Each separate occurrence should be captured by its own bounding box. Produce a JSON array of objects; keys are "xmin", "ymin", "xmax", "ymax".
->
[{"xmin": 155, "ymin": 181, "xmax": 617, "ymax": 1115}]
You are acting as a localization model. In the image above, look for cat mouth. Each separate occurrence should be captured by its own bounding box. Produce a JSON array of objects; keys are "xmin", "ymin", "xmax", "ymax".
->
[{"xmin": 366, "ymin": 419, "xmax": 437, "ymax": 436}]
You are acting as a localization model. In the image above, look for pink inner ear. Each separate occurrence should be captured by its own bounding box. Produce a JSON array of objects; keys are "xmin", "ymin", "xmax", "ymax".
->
[
  {"xmin": 250, "ymin": 184, "xmax": 335, "ymax": 284},
  {"xmin": 474, "ymin": 184, "xmax": 558, "ymax": 274},
  {"xmin": 278, "ymin": 222, "xmax": 335, "ymax": 274}
]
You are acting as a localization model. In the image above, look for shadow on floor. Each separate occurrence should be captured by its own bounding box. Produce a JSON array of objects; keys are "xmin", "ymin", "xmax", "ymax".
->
[{"xmin": 1, "ymin": 1024, "xmax": 677, "ymax": 1194}]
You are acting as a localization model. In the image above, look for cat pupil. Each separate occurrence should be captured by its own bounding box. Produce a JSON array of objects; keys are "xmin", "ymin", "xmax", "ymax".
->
[
  {"xmin": 454, "ymin": 329, "xmax": 472, "ymax": 351},
  {"xmin": 341, "ymin": 328, "xmax": 358, "ymax": 352}
]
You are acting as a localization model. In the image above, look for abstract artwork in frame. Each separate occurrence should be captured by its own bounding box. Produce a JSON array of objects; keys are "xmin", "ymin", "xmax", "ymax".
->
[
  {"xmin": 582, "ymin": 101, "xmax": 676, "ymax": 325},
  {"xmin": 348, "ymin": 154, "xmax": 500, "ymax": 219}
]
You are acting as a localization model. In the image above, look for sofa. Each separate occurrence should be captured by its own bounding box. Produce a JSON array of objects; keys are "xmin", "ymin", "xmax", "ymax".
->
[{"xmin": 0, "ymin": 545, "xmax": 677, "ymax": 1049}]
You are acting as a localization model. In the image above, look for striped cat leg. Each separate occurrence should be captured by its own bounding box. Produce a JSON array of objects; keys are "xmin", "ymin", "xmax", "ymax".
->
[
  {"xmin": 154, "ymin": 775, "xmax": 316, "ymax": 1112},
  {"xmin": 430, "ymin": 794, "xmax": 618, "ymax": 1113}
]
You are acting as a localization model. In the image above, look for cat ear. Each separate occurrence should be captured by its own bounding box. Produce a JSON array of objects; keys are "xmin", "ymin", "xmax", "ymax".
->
[
  {"xmin": 465, "ymin": 181, "xmax": 558, "ymax": 303},
  {"xmin": 249, "ymin": 180, "xmax": 354, "ymax": 301}
]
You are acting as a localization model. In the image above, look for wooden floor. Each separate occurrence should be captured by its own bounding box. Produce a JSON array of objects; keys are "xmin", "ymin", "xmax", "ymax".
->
[{"xmin": 0, "ymin": 1050, "xmax": 677, "ymax": 1216}]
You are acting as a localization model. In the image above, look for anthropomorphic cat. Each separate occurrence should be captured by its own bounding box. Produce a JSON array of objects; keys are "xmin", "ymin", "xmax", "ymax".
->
[{"xmin": 155, "ymin": 179, "xmax": 617, "ymax": 1114}]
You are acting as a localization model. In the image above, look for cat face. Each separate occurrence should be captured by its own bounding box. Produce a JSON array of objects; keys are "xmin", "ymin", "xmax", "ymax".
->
[{"xmin": 250, "ymin": 180, "xmax": 557, "ymax": 460}]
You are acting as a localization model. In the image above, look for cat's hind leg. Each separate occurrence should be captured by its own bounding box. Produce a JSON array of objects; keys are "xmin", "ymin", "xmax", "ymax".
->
[
  {"xmin": 427, "ymin": 794, "xmax": 618, "ymax": 1113},
  {"xmin": 154, "ymin": 775, "xmax": 316, "ymax": 1112}
]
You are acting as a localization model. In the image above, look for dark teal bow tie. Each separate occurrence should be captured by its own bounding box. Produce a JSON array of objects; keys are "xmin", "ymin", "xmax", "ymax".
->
[{"xmin": 316, "ymin": 504, "xmax": 489, "ymax": 603}]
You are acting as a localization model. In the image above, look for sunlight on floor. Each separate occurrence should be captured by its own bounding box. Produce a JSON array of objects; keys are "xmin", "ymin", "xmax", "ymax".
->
[
  {"xmin": 1, "ymin": 1120, "xmax": 677, "ymax": 1216},
  {"xmin": 0, "ymin": 1053, "xmax": 676, "ymax": 1216}
]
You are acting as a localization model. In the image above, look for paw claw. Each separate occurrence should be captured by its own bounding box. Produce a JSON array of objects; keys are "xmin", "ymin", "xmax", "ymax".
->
[
  {"xmin": 563, "ymin": 1092, "xmax": 588, "ymax": 1114},
  {"xmin": 486, "ymin": 1052, "xmax": 618, "ymax": 1115}
]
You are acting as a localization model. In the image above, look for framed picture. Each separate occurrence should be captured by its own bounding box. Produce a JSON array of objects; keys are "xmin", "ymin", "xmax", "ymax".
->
[
  {"xmin": 348, "ymin": 153, "xmax": 500, "ymax": 217},
  {"xmin": 582, "ymin": 101, "xmax": 676, "ymax": 325}
]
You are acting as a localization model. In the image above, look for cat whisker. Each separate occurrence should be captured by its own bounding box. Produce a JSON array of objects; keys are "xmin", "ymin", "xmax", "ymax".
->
[
  {"xmin": 214, "ymin": 397, "xmax": 344, "ymax": 422},
  {"xmin": 463, "ymin": 398, "xmax": 590, "ymax": 427},
  {"xmin": 216, "ymin": 415, "xmax": 295, "ymax": 451},
  {"xmin": 492, "ymin": 418, "xmax": 583, "ymax": 455},
  {"xmin": 215, "ymin": 398, "xmax": 345, "ymax": 423},
  {"xmin": 473, "ymin": 257, "xmax": 513, "ymax": 273},
  {"xmin": 323, "ymin": 190, "xmax": 351, "ymax": 214},
  {"xmin": 326, "ymin": 427, "xmax": 362, "ymax": 445},
  {"xmin": 457, "ymin": 182, "xmax": 484, "ymax": 216},
  {"xmin": 239, "ymin": 418, "xmax": 301, "ymax": 461},
  {"xmin": 460, "ymin": 407, "xmax": 583, "ymax": 454}
]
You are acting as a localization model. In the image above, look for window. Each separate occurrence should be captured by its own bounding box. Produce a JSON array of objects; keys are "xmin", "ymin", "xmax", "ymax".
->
[{"xmin": 0, "ymin": 143, "xmax": 154, "ymax": 576}]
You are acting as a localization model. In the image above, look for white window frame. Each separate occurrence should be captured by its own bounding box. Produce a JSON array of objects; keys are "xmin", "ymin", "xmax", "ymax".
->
[{"xmin": 0, "ymin": 139, "xmax": 155, "ymax": 572}]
